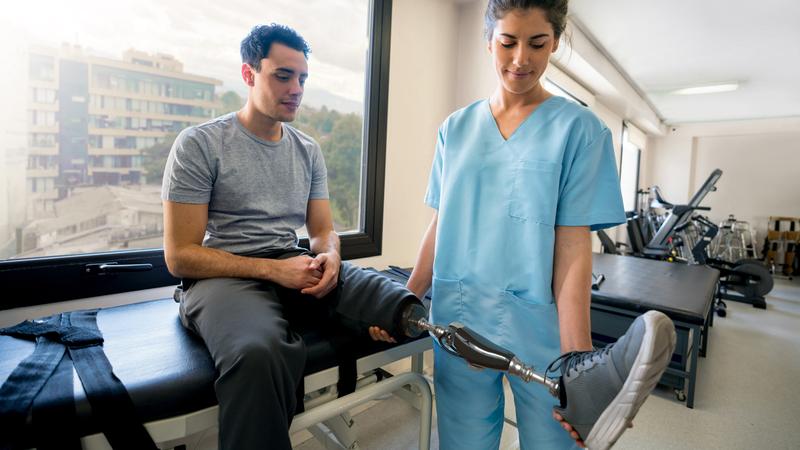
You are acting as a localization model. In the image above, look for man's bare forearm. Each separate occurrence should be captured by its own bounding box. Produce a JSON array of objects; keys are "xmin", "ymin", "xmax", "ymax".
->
[
  {"xmin": 309, "ymin": 230, "xmax": 340, "ymax": 256},
  {"xmin": 166, "ymin": 244, "xmax": 278, "ymax": 281}
]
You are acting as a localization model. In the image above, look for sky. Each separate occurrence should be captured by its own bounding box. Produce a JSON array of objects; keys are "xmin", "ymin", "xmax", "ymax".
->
[{"xmin": 0, "ymin": 0, "xmax": 370, "ymax": 111}]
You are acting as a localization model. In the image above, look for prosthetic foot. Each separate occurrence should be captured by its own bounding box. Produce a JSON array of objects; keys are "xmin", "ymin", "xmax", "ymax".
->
[
  {"xmin": 402, "ymin": 303, "xmax": 560, "ymax": 392},
  {"xmin": 400, "ymin": 304, "xmax": 676, "ymax": 450}
]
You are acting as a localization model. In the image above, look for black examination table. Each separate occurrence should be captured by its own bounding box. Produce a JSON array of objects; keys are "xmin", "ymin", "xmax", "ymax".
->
[
  {"xmin": 0, "ymin": 274, "xmax": 433, "ymax": 449},
  {"xmin": 590, "ymin": 253, "xmax": 720, "ymax": 408}
]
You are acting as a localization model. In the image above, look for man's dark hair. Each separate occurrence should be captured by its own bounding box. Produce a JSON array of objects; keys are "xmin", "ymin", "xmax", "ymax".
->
[{"xmin": 240, "ymin": 23, "xmax": 311, "ymax": 71}]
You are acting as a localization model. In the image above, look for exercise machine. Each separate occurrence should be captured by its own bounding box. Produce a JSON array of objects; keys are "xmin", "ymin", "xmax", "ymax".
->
[
  {"xmin": 656, "ymin": 170, "xmax": 771, "ymax": 309},
  {"xmin": 611, "ymin": 169, "xmax": 772, "ymax": 310},
  {"xmin": 678, "ymin": 215, "xmax": 771, "ymax": 309}
]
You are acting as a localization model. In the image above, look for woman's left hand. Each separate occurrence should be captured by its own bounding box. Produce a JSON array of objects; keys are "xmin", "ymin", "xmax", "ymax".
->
[
  {"xmin": 553, "ymin": 411, "xmax": 633, "ymax": 448},
  {"xmin": 552, "ymin": 411, "xmax": 586, "ymax": 448}
]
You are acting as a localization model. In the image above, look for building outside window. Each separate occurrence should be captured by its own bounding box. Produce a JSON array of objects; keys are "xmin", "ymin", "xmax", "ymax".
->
[{"xmin": 0, "ymin": 0, "xmax": 390, "ymax": 306}]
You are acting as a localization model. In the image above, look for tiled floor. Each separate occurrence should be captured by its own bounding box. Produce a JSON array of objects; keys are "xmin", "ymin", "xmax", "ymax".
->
[{"xmin": 294, "ymin": 278, "xmax": 800, "ymax": 450}]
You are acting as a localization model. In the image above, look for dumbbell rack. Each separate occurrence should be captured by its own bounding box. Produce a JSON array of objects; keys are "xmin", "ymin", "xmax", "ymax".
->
[{"xmin": 764, "ymin": 216, "xmax": 799, "ymax": 279}]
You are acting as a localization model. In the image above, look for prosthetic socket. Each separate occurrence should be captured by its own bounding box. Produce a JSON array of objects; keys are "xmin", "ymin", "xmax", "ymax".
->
[{"xmin": 401, "ymin": 303, "xmax": 560, "ymax": 397}]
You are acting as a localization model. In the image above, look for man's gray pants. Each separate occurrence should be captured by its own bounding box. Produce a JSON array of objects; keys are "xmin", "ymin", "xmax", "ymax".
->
[{"xmin": 176, "ymin": 250, "xmax": 420, "ymax": 450}]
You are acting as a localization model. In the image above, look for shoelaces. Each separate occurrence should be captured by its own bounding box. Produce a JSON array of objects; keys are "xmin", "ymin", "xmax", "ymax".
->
[{"xmin": 546, "ymin": 343, "xmax": 615, "ymax": 378}]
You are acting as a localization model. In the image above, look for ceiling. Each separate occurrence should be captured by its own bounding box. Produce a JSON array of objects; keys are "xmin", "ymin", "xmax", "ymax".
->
[{"xmin": 568, "ymin": 0, "xmax": 800, "ymax": 124}]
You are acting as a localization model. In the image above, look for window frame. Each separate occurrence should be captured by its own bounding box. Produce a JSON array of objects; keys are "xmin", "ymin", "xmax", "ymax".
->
[
  {"xmin": 543, "ymin": 78, "xmax": 587, "ymax": 106},
  {"xmin": 0, "ymin": 0, "xmax": 392, "ymax": 310},
  {"xmin": 619, "ymin": 123, "xmax": 642, "ymax": 213}
]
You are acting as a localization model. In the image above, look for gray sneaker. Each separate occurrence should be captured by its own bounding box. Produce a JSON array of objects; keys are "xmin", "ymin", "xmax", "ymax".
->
[{"xmin": 549, "ymin": 310, "xmax": 676, "ymax": 450}]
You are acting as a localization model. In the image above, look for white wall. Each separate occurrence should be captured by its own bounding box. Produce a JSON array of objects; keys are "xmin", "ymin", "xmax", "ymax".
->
[
  {"xmin": 647, "ymin": 118, "xmax": 800, "ymax": 241},
  {"xmin": 353, "ymin": 0, "xmax": 460, "ymax": 269},
  {"xmin": 646, "ymin": 133, "xmax": 695, "ymax": 203},
  {"xmin": 453, "ymin": 0, "xmax": 495, "ymax": 109},
  {"xmin": 695, "ymin": 132, "xmax": 800, "ymax": 236}
]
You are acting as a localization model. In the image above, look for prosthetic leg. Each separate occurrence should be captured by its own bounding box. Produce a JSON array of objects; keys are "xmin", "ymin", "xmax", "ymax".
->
[{"xmin": 401, "ymin": 303, "xmax": 560, "ymax": 397}]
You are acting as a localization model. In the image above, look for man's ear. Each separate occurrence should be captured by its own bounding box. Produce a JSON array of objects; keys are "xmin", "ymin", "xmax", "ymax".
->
[{"xmin": 241, "ymin": 63, "xmax": 255, "ymax": 86}]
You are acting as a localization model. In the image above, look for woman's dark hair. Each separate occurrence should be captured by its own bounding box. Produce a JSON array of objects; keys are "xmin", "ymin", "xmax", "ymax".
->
[
  {"xmin": 240, "ymin": 23, "xmax": 311, "ymax": 71},
  {"xmin": 484, "ymin": 0, "xmax": 569, "ymax": 40}
]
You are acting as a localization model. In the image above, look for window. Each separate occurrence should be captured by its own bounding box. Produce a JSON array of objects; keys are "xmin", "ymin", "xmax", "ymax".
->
[
  {"xmin": 30, "ymin": 111, "xmax": 57, "ymax": 127},
  {"xmin": 0, "ymin": 0, "xmax": 392, "ymax": 307},
  {"xmin": 31, "ymin": 87, "xmax": 57, "ymax": 104},
  {"xmin": 29, "ymin": 54, "xmax": 55, "ymax": 81},
  {"xmin": 619, "ymin": 125, "xmax": 641, "ymax": 212},
  {"xmin": 27, "ymin": 155, "xmax": 58, "ymax": 170},
  {"xmin": 29, "ymin": 133, "xmax": 58, "ymax": 147},
  {"xmin": 544, "ymin": 78, "xmax": 587, "ymax": 106}
]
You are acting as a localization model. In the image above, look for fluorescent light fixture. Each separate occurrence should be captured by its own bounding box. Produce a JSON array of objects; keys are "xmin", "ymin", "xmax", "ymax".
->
[{"xmin": 671, "ymin": 83, "xmax": 739, "ymax": 95}]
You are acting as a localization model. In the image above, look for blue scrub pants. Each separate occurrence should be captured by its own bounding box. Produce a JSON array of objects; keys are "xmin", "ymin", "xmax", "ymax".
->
[
  {"xmin": 434, "ymin": 346, "xmax": 578, "ymax": 449},
  {"xmin": 431, "ymin": 279, "xmax": 577, "ymax": 449}
]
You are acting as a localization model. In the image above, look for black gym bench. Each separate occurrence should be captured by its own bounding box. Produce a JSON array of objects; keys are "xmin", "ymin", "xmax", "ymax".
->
[
  {"xmin": 0, "ymin": 271, "xmax": 433, "ymax": 450},
  {"xmin": 590, "ymin": 253, "xmax": 720, "ymax": 409}
]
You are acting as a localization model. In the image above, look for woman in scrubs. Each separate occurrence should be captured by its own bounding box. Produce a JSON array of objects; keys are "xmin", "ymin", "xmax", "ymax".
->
[{"xmin": 405, "ymin": 0, "xmax": 626, "ymax": 448}]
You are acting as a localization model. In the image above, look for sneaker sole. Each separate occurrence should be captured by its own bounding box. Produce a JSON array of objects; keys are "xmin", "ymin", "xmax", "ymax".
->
[{"xmin": 584, "ymin": 310, "xmax": 677, "ymax": 450}]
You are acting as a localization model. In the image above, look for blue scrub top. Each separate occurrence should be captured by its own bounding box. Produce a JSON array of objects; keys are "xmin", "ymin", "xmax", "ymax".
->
[{"xmin": 425, "ymin": 96, "xmax": 625, "ymax": 364}]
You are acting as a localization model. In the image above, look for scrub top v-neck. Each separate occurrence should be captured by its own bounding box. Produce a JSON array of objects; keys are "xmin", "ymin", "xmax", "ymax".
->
[{"xmin": 424, "ymin": 96, "xmax": 625, "ymax": 363}]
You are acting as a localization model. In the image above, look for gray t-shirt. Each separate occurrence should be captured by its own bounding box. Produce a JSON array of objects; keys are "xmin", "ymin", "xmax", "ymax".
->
[{"xmin": 161, "ymin": 112, "xmax": 328, "ymax": 255}]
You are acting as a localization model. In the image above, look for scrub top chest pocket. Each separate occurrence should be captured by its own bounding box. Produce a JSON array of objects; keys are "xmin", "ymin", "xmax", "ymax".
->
[{"xmin": 508, "ymin": 159, "xmax": 560, "ymax": 225}]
